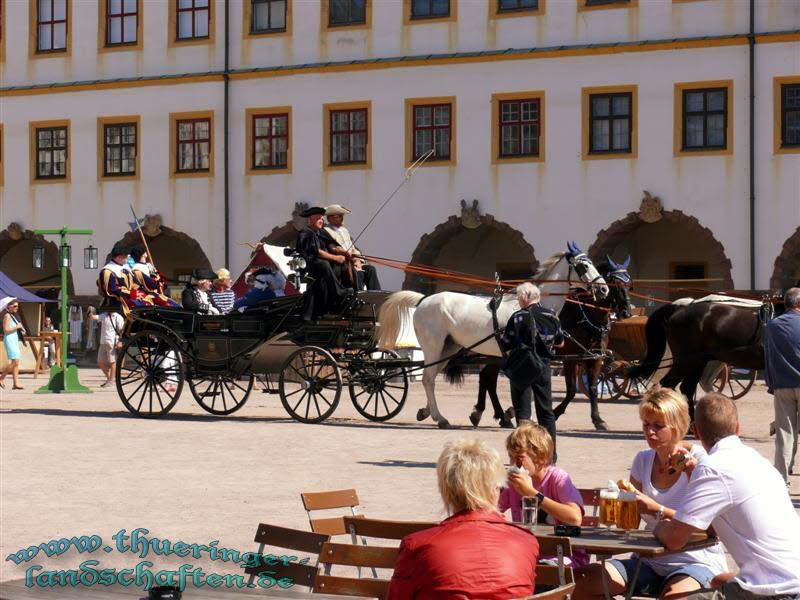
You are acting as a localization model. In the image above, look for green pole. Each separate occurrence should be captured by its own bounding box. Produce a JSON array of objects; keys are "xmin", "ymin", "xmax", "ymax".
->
[{"xmin": 33, "ymin": 227, "xmax": 93, "ymax": 394}]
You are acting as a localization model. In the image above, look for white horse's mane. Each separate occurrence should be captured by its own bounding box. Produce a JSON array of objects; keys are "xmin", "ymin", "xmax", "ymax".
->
[{"xmin": 534, "ymin": 252, "xmax": 567, "ymax": 279}]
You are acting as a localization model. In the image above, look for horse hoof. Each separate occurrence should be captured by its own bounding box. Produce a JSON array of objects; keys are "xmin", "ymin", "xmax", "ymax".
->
[
  {"xmin": 469, "ymin": 410, "xmax": 482, "ymax": 427},
  {"xmin": 553, "ymin": 405, "xmax": 565, "ymax": 421},
  {"xmin": 593, "ymin": 419, "xmax": 609, "ymax": 432},
  {"xmin": 499, "ymin": 418, "xmax": 515, "ymax": 429},
  {"xmin": 504, "ymin": 407, "xmax": 516, "ymax": 422},
  {"xmin": 438, "ymin": 420, "xmax": 452, "ymax": 430},
  {"xmin": 416, "ymin": 408, "xmax": 430, "ymax": 422}
]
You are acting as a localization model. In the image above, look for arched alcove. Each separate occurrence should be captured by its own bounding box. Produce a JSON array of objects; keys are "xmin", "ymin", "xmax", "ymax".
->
[
  {"xmin": 771, "ymin": 227, "xmax": 800, "ymax": 290},
  {"xmin": 404, "ymin": 214, "xmax": 538, "ymax": 294},
  {"xmin": 0, "ymin": 223, "xmax": 73, "ymax": 296},
  {"xmin": 589, "ymin": 209, "xmax": 734, "ymax": 296}
]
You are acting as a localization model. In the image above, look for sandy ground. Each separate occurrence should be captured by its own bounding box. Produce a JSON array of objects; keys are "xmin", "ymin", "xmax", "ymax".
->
[{"xmin": 1, "ymin": 368, "xmax": 798, "ymax": 584}]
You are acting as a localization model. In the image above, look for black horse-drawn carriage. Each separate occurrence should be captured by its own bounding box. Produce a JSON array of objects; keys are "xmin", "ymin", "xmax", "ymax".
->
[{"xmin": 115, "ymin": 289, "xmax": 411, "ymax": 423}]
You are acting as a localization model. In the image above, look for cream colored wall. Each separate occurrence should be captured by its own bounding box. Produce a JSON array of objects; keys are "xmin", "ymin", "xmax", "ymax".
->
[{"xmin": 2, "ymin": 0, "xmax": 798, "ymax": 87}]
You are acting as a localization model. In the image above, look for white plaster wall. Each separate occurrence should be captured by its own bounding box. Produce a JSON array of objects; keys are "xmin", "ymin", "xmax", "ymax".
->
[
  {"xmin": 2, "ymin": 0, "xmax": 798, "ymax": 88},
  {"xmin": 0, "ymin": 82, "xmax": 226, "ymax": 295},
  {"xmin": 2, "ymin": 41, "xmax": 798, "ymax": 295}
]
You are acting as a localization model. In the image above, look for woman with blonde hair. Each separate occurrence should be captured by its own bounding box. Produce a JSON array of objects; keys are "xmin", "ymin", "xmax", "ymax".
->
[
  {"xmin": 574, "ymin": 388, "xmax": 727, "ymax": 600},
  {"xmin": 387, "ymin": 438, "xmax": 540, "ymax": 599},
  {"xmin": 0, "ymin": 298, "xmax": 25, "ymax": 390}
]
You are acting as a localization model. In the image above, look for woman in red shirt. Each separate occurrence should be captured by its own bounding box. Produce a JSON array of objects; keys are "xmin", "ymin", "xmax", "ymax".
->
[{"xmin": 387, "ymin": 438, "xmax": 540, "ymax": 600}]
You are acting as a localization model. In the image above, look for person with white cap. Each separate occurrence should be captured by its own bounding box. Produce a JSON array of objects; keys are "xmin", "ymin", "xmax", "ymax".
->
[{"xmin": 321, "ymin": 204, "xmax": 381, "ymax": 291}]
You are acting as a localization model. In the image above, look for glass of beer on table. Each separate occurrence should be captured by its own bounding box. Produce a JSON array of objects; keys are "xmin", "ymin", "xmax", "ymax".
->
[
  {"xmin": 599, "ymin": 489, "xmax": 619, "ymax": 527},
  {"xmin": 617, "ymin": 491, "xmax": 640, "ymax": 533}
]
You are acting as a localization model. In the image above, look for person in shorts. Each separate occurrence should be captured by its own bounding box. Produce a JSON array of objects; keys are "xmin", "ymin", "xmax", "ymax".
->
[
  {"xmin": 98, "ymin": 311, "xmax": 124, "ymax": 388},
  {"xmin": 574, "ymin": 389, "xmax": 727, "ymax": 600}
]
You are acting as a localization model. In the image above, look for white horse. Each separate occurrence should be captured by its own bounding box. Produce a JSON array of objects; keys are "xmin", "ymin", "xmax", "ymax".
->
[{"xmin": 377, "ymin": 242, "xmax": 610, "ymax": 428}]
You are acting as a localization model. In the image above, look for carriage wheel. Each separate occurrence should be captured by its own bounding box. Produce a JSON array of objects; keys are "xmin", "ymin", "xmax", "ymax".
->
[
  {"xmin": 116, "ymin": 331, "xmax": 184, "ymax": 418},
  {"xmin": 604, "ymin": 359, "xmax": 653, "ymax": 400},
  {"xmin": 710, "ymin": 363, "xmax": 730, "ymax": 394},
  {"xmin": 279, "ymin": 346, "xmax": 341, "ymax": 424},
  {"xmin": 188, "ymin": 373, "xmax": 254, "ymax": 415},
  {"xmin": 721, "ymin": 367, "xmax": 757, "ymax": 400},
  {"xmin": 348, "ymin": 350, "xmax": 409, "ymax": 422},
  {"xmin": 576, "ymin": 358, "xmax": 624, "ymax": 402}
]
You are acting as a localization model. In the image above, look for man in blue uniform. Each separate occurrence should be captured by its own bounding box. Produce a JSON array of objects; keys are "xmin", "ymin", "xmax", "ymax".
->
[
  {"xmin": 295, "ymin": 206, "xmax": 351, "ymax": 322},
  {"xmin": 501, "ymin": 282, "xmax": 564, "ymax": 459}
]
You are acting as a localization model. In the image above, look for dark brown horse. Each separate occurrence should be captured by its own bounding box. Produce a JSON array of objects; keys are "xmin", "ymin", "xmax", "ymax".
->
[
  {"xmin": 628, "ymin": 301, "xmax": 769, "ymax": 419},
  {"xmin": 552, "ymin": 259, "xmax": 634, "ymax": 430}
]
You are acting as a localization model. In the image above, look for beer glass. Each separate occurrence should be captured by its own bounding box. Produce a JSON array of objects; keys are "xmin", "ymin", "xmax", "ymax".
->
[
  {"xmin": 522, "ymin": 496, "xmax": 539, "ymax": 526},
  {"xmin": 617, "ymin": 491, "xmax": 640, "ymax": 534},
  {"xmin": 599, "ymin": 490, "xmax": 619, "ymax": 527}
]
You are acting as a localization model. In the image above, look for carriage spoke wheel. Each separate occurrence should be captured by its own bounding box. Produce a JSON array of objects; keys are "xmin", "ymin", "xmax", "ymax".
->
[
  {"xmin": 722, "ymin": 367, "xmax": 757, "ymax": 400},
  {"xmin": 189, "ymin": 373, "xmax": 254, "ymax": 415},
  {"xmin": 348, "ymin": 350, "xmax": 409, "ymax": 422},
  {"xmin": 576, "ymin": 358, "xmax": 624, "ymax": 402},
  {"xmin": 116, "ymin": 331, "xmax": 183, "ymax": 418},
  {"xmin": 279, "ymin": 346, "xmax": 341, "ymax": 424},
  {"xmin": 710, "ymin": 364, "xmax": 730, "ymax": 393}
]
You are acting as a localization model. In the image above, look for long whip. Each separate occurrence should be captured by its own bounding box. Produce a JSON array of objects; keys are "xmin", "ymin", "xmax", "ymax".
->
[{"xmin": 348, "ymin": 149, "xmax": 434, "ymax": 250}]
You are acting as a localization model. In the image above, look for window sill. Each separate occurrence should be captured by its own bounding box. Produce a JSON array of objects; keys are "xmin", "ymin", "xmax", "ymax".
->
[
  {"xmin": 406, "ymin": 157, "xmax": 455, "ymax": 167},
  {"xmin": 493, "ymin": 7, "xmax": 544, "ymax": 18},
  {"xmin": 323, "ymin": 162, "xmax": 371, "ymax": 172},
  {"xmin": 406, "ymin": 14, "xmax": 455, "ymax": 24},
  {"xmin": 32, "ymin": 176, "xmax": 70, "ymax": 184},
  {"xmin": 325, "ymin": 21, "xmax": 369, "ymax": 31},
  {"xmin": 583, "ymin": 150, "xmax": 636, "ymax": 160},
  {"xmin": 774, "ymin": 144, "xmax": 800, "ymax": 155},
  {"xmin": 171, "ymin": 170, "xmax": 214, "ymax": 179},
  {"xmin": 99, "ymin": 42, "xmax": 142, "ymax": 53},
  {"xmin": 100, "ymin": 174, "xmax": 139, "ymax": 181},
  {"xmin": 170, "ymin": 36, "xmax": 214, "ymax": 47},
  {"xmin": 578, "ymin": 0, "xmax": 637, "ymax": 11},
  {"xmin": 493, "ymin": 154, "xmax": 544, "ymax": 164},
  {"xmin": 246, "ymin": 165, "xmax": 292, "ymax": 175},
  {"xmin": 674, "ymin": 147, "xmax": 731, "ymax": 157},
  {"xmin": 246, "ymin": 28, "xmax": 289, "ymax": 37}
]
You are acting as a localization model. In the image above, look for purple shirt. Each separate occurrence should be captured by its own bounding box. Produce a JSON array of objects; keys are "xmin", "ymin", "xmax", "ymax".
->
[{"xmin": 498, "ymin": 465, "xmax": 589, "ymax": 567}]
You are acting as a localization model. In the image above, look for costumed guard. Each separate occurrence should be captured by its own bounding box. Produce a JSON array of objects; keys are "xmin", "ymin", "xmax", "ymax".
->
[
  {"xmin": 320, "ymin": 204, "xmax": 382, "ymax": 291},
  {"xmin": 129, "ymin": 245, "xmax": 180, "ymax": 308},
  {"xmin": 98, "ymin": 243, "xmax": 151, "ymax": 311},
  {"xmin": 182, "ymin": 268, "xmax": 221, "ymax": 315},
  {"xmin": 233, "ymin": 267, "xmax": 287, "ymax": 312},
  {"xmin": 296, "ymin": 206, "xmax": 352, "ymax": 322}
]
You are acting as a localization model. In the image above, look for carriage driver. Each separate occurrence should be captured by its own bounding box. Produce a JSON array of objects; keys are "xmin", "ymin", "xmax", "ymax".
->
[
  {"xmin": 501, "ymin": 283, "xmax": 565, "ymax": 462},
  {"xmin": 320, "ymin": 204, "xmax": 382, "ymax": 291},
  {"xmin": 296, "ymin": 206, "xmax": 352, "ymax": 322}
]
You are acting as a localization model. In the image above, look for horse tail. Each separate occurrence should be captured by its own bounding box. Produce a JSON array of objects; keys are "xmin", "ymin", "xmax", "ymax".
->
[
  {"xmin": 443, "ymin": 361, "xmax": 466, "ymax": 386},
  {"xmin": 377, "ymin": 290, "xmax": 424, "ymax": 351},
  {"xmin": 628, "ymin": 304, "xmax": 681, "ymax": 379}
]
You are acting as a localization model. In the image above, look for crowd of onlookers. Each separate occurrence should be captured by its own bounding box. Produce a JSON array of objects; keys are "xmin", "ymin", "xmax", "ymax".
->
[{"xmin": 387, "ymin": 390, "xmax": 800, "ymax": 600}]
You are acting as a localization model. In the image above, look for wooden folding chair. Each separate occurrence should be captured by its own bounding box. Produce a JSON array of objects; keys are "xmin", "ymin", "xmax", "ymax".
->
[
  {"xmin": 242, "ymin": 523, "xmax": 329, "ymax": 590},
  {"xmin": 578, "ymin": 488, "xmax": 601, "ymax": 527},
  {"xmin": 343, "ymin": 515, "xmax": 437, "ymax": 543},
  {"xmin": 536, "ymin": 535, "xmax": 575, "ymax": 588},
  {"xmin": 301, "ymin": 488, "xmax": 363, "ymax": 536},
  {"xmin": 301, "ymin": 489, "xmax": 376, "ymax": 576},
  {"xmin": 517, "ymin": 582, "xmax": 576, "ymax": 600},
  {"xmin": 313, "ymin": 541, "xmax": 399, "ymax": 598}
]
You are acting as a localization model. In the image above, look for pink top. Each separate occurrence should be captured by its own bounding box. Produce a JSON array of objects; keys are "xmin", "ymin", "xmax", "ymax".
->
[{"xmin": 498, "ymin": 465, "xmax": 589, "ymax": 567}]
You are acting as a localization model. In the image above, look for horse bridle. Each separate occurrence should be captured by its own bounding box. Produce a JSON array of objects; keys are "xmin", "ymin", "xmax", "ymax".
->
[{"xmin": 566, "ymin": 253, "xmax": 606, "ymax": 298}]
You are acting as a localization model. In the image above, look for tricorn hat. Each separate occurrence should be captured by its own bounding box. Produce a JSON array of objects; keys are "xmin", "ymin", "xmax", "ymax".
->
[
  {"xmin": 325, "ymin": 204, "xmax": 351, "ymax": 216},
  {"xmin": 191, "ymin": 268, "xmax": 217, "ymax": 281},
  {"xmin": 110, "ymin": 243, "xmax": 130, "ymax": 257},
  {"xmin": 300, "ymin": 206, "xmax": 326, "ymax": 218}
]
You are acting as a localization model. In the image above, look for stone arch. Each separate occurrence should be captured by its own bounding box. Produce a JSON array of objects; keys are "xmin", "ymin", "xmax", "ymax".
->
[
  {"xmin": 262, "ymin": 221, "xmax": 300, "ymax": 247},
  {"xmin": 404, "ymin": 214, "xmax": 538, "ymax": 294},
  {"xmin": 588, "ymin": 209, "xmax": 734, "ymax": 293},
  {"xmin": 771, "ymin": 227, "xmax": 800, "ymax": 290},
  {"xmin": 0, "ymin": 222, "xmax": 73, "ymax": 296},
  {"xmin": 112, "ymin": 216, "xmax": 211, "ymax": 284}
]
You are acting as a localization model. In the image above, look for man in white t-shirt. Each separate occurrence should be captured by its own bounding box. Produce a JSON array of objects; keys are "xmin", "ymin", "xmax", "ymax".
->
[
  {"xmin": 98, "ymin": 311, "xmax": 124, "ymax": 388},
  {"xmin": 654, "ymin": 393, "xmax": 800, "ymax": 600}
]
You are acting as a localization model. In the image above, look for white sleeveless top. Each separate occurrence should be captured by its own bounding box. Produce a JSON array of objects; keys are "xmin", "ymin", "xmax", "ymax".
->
[{"xmin": 630, "ymin": 446, "xmax": 728, "ymax": 576}]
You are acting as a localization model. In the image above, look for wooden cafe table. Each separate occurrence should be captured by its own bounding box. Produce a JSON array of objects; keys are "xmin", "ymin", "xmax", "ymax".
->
[{"xmin": 526, "ymin": 524, "xmax": 717, "ymax": 600}]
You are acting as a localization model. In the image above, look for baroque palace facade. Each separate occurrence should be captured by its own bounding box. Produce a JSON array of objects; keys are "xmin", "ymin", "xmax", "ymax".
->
[{"xmin": 0, "ymin": 0, "xmax": 799, "ymax": 298}]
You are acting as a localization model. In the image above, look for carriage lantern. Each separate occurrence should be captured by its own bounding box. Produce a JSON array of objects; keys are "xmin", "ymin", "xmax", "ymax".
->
[
  {"xmin": 60, "ymin": 245, "xmax": 72, "ymax": 268},
  {"xmin": 32, "ymin": 245, "xmax": 45, "ymax": 269},
  {"xmin": 84, "ymin": 245, "xmax": 98, "ymax": 269}
]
